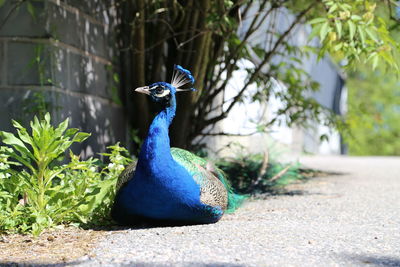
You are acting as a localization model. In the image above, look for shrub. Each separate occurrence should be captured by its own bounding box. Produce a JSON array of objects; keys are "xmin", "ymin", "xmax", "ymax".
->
[
  {"xmin": 216, "ymin": 153, "xmax": 304, "ymax": 194},
  {"xmin": 0, "ymin": 114, "xmax": 133, "ymax": 236}
]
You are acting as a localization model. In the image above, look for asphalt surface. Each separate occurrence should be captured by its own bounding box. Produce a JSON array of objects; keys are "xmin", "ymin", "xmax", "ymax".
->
[{"xmin": 77, "ymin": 156, "xmax": 400, "ymax": 267}]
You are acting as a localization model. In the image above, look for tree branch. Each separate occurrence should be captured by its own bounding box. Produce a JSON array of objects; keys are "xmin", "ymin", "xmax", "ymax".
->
[
  {"xmin": 198, "ymin": 131, "xmax": 260, "ymax": 136},
  {"xmin": 201, "ymin": 0, "xmax": 317, "ymax": 129},
  {"xmin": 203, "ymin": 1, "xmax": 274, "ymax": 104}
]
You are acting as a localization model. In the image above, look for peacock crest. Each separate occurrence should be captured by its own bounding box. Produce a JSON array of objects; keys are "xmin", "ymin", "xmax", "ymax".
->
[{"xmin": 171, "ymin": 65, "xmax": 196, "ymax": 92}]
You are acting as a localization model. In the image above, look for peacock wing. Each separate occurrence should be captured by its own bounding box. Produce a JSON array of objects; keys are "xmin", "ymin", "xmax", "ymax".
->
[
  {"xmin": 115, "ymin": 161, "xmax": 137, "ymax": 193},
  {"xmin": 171, "ymin": 147, "xmax": 228, "ymax": 210}
]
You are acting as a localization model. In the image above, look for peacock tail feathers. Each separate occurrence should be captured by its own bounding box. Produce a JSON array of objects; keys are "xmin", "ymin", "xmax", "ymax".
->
[
  {"xmin": 115, "ymin": 161, "xmax": 136, "ymax": 193},
  {"xmin": 213, "ymin": 167, "xmax": 246, "ymax": 214},
  {"xmin": 170, "ymin": 148, "xmax": 245, "ymax": 213}
]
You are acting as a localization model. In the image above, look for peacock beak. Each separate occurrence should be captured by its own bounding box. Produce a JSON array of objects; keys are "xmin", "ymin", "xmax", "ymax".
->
[{"xmin": 134, "ymin": 86, "xmax": 151, "ymax": 95}]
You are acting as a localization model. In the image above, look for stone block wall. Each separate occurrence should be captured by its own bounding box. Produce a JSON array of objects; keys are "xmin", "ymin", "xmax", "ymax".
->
[{"xmin": 0, "ymin": 0, "xmax": 127, "ymax": 155}]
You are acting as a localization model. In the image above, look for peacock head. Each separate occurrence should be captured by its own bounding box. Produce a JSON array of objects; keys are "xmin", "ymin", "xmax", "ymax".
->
[{"xmin": 134, "ymin": 65, "xmax": 196, "ymax": 106}]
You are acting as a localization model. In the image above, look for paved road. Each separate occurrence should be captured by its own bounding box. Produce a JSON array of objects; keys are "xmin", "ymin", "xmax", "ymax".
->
[{"xmin": 78, "ymin": 156, "xmax": 400, "ymax": 266}]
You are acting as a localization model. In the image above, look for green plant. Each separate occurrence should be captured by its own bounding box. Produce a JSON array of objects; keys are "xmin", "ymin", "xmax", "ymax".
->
[
  {"xmin": 216, "ymin": 153, "xmax": 304, "ymax": 194},
  {"xmin": 307, "ymin": 0, "xmax": 399, "ymax": 70},
  {"xmin": 0, "ymin": 114, "xmax": 133, "ymax": 235},
  {"xmin": 22, "ymin": 43, "xmax": 56, "ymax": 120},
  {"xmin": 346, "ymin": 64, "xmax": 400, "ymax": 155}
]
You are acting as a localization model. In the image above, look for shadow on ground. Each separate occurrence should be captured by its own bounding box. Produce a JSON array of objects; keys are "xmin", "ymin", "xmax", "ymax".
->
[
  {"xmin": 252, "ymin": 169, "xmax": 346, "ymax": 199},
  {"xmin": 344, "ymin": 254, "xmax": 400, "ymax": 266},
  {"xmin": 232, "ymin": 167, "xmax": 346, "ymax": 196}
]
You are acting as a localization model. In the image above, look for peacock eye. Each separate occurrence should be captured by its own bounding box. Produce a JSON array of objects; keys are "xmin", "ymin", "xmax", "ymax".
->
[{"xmin": 155, "ymin": 87, "xmax": 164, "ymax": 94}]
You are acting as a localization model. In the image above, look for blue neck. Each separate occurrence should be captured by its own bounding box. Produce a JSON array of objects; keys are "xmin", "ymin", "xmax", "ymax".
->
[{"xmin": 138, "ymin": 96, "xmax": 176, "ymax": 168}]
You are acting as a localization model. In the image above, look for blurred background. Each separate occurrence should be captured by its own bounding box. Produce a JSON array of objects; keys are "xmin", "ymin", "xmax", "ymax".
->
[{"xmin": 0, "ymin": 0, "xmax": 399, "ymax": 158}]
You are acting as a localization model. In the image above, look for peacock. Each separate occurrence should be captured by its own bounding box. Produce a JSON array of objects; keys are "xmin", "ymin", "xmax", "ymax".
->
[{"xmin": 111, "ymin": 65, "xmax": 244, "ymax": 225}]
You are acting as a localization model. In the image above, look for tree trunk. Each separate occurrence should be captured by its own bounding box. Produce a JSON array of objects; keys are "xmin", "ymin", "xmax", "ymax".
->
[
  {"xmin": 131, "ymin": 0, "xmax": 150, "ymax": 140},
  {"xmin": 170, "ymin": 0, "xmax": 211, "ymax": 148}
]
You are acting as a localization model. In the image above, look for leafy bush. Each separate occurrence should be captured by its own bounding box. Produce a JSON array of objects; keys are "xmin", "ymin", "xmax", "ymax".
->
[
  {"xmin": 0, "ymin": 114, "xmax": 133, "ymax": 236},
  {"xmin": 216, "ymin": 153, "xmax": 304, "ymax": 194}
]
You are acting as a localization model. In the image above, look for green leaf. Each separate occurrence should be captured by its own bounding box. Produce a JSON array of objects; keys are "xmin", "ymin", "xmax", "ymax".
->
[
  {"xmin": 113, "ymin": 73, "xmax": 119, "ymax": 83},
  {"xmin": 30, "ymin": 116, "xmax": 41, "ymax": 138},
  {"xmin": 11, "ymin": 121, "xmax": 36, "ymax": 153},
  {"xmin": 0, "ymin": 0, "xmax": 6, "ymax": 8},
  {"xmin": 79, "ymin": 179, "xmax": 114, "ymax": 214},
  {"xmin": 334, "ymin": 43, "xmax": 343, "ymax": 51},
  {"xmin": 328, "ymin": 4, "xmax": 337, "ymax": 13},
  {"xmin": 12, "ymin": 120, "xmax": 26, "ymax": 131},
  {"xmin": 365, "ymin": 28, "xmax": 378, "ymax": 43},
  {"xmin": 252, "ymin": 46, "xmax": 266, "ymax": 59},
  {"xmin": 350, "ymin": 15, "xmax": 362, "ymax": 21},
  {"xmin": 319, "ymin": 22, "xmax": 330, "ymax": 41},
  {"xmin": 54, "ymin": 118, "xmax": 69, "ymax": 138},
  {"xmin": 372, "ymin": 54, "xmax": 379, "ymax": 69},
  {"xmin": 341, "ymin": 3, "xmax": 352, "ymax": 10},
  {"xmin": 44, "ymin": 112, "xmax": 51, "ymax": 124},
  {"xmin": 73, "ymin": 132, "xmax": 91, "ymax": 143},
  {"xmin": 1, "ymin": 131, "xmax": 25, "ymax": 148},
  {"xmin": 65, "ymin": 128, "xmax": 79, "ymax": 138},
  {"xmin": 358, "ymin": 27, "xmax": 366, "ymax": 46},
  {"xmin": 379, "ymin": 51, "xmax": 394, "ymax": 65},
  {"xmin": 308, "ymin": 17, "xmax": 327, "ymax": 25},
  {"xmin": 0, "ymin": 131, "xmax": 34, "ymax": 163},
  {"xmin": 335, "ymin": 20, "xmax": 342, "ymax": 39},
  {"xmin": 348, "ymin": 21, "xmax": 356, "ymax": 40},
  {"xmin": 7, "ymin": 150, "xmax": 34, "ymax": 171},
  {"xmin": 26, "ymin": 1, "xmax": 36, "ymax": 19},
  {"xmin": 72, "ymin": 212, "xmax": 88, "ymax": 224},
  {"xmin": 308, "ymin": 23, "xmax": 323, "ymax": 41}
]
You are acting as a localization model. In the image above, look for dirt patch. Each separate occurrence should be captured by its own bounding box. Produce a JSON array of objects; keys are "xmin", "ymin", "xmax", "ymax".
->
[{"xmin": 0, "ymin": 226, "xmax": 109, "ymax": 265}]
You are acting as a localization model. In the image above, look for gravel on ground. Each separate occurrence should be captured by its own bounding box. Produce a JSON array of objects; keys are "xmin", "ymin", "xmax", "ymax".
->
[{"xmin": 3, "ymin": 156, "xmax": 400, "ymax": 267}]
